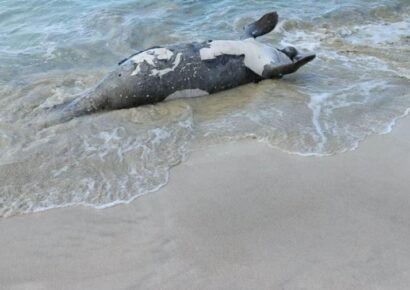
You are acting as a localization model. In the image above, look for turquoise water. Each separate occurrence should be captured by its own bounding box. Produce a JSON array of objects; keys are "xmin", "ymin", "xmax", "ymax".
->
[
  {"xmin": 0, "ymin": 0, "xmax": 409, "ymax": 216},
  {"xmin": 1, "ymin": 0, "xmax": 405, "ymax": 81}
]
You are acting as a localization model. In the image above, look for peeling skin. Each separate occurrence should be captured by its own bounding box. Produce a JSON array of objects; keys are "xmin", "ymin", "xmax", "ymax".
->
[
  {"xmin": 166, "ymin": 89, "xmax": 209, "ymax": 101},
  {"xmin": 199, "ymin": 38, "xmax": 291, "ymax": 76},
  {"xmin": 151, "ymin": 52, "xmax": 183, "ymax": 77},
  {"xmin": 130, "ymin": 48, "xmax": 175, "ymax": 76}
]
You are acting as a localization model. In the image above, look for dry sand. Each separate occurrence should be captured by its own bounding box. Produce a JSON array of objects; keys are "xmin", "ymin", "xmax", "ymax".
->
[{"xmin": 1, "ymin": 116, "xmax": 410, "ymax": 290}]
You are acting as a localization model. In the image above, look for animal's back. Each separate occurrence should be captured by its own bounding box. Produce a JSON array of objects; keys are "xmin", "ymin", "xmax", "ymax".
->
[{"xmin": 100, "ymin": 42, "xmax": 263, "ymax": 109}]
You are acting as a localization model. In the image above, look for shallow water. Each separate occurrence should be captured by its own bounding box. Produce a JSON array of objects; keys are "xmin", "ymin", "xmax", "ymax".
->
[{"xmin": 1, "ymin": 0, "xmax": 409, "ymax": 217}]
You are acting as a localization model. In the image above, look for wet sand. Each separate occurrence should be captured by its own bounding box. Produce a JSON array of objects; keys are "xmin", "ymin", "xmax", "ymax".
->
[{"xmin": 1, "ymin": 116, "xmax": 410, "ymax": 290}]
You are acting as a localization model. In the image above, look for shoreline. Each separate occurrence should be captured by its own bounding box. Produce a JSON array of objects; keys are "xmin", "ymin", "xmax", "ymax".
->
[{"xmin": 1, "ymin": 116, "xmax": 410, "ymax": 289}]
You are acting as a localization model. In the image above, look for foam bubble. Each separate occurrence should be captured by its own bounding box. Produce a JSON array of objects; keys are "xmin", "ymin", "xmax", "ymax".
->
[{"xmin": 0, "ymin": 103, "xmax": 194, "ymax": 217}]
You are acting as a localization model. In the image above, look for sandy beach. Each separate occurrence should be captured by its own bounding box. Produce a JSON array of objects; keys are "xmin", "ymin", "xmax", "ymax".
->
[{"xmin": 1, "ymin": 115, "xmax": 410, "ymax": 290}]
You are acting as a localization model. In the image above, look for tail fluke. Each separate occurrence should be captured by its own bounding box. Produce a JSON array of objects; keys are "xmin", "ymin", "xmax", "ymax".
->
[{"xmin": 241, "ymin": 12, "xmax": 278, "ymax": 39}]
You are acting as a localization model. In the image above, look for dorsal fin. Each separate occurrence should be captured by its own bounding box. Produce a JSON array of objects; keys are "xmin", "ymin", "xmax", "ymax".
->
[
  {"xmin": 241, "ymin": 12, "xmax": 278, "ymax": 39},
  {"xmin": 118, "ymin": 46, "xmax": 162, "ymax": 65}
]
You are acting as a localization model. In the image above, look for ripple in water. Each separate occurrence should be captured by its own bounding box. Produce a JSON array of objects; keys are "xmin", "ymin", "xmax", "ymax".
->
[{"xmin": 0, "ymin": 103, "xmax": 193, "ymax": 217}]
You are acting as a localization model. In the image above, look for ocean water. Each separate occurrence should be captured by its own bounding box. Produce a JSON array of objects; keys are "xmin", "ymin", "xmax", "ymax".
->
[{"xmin": 0, "ymin": 0, "xmax": 409, "ymax": 217}]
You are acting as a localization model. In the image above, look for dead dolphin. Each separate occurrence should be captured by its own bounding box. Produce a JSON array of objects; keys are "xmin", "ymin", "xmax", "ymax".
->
[{"xmin": 45, "ymin": 11, "xmax": 315, "ymax": 125}]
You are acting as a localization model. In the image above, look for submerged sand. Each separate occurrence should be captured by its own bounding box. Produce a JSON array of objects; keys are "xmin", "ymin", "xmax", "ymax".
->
[{"xmin": 1, "ymin": 116, "xmax": 410, "ymax": 290}]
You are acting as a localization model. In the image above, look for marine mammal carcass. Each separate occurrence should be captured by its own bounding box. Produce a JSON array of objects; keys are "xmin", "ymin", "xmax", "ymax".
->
[{"xmin": 45, "ymin": 11, "xmax": 315, "ymax": 125}]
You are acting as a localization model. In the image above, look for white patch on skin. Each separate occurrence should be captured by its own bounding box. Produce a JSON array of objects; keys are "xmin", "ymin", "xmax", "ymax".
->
[
  {"xmin": 166, "ymin": 89, "xmax": 209, "ymax": 101},
  {"xmin": 199, "ymin": 39, "xmax": 291, "ymax": 76},
  {"xmin": 151, "ymin": 52, "xmax": 182, "ymax": 77},
  {"xmin": 130, "ymin": 48, "xmax": 179, "ymax": 76}
]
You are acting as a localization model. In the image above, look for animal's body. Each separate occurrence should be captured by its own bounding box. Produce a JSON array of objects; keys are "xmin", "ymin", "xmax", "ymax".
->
[{"xmin": 46, "ymin": 12, "xmax": 315, "ymax": 125}]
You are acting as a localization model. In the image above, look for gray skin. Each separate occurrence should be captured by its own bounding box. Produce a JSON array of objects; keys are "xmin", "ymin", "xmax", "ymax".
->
[{"xmin": 46, "ymin": 11, "xmax": 315, "ymax": 125}]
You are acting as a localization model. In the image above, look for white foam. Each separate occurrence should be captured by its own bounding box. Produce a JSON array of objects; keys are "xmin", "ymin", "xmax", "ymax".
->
[
  {"xmin": 281, "ymin": 32, "xmax": 324, "ymax": 51},
  {"xmin": 199, "ymin": 39, "xmax": 291, "ymax": 76},
  {"xmin": 346, "ymin": 20, "xmax": 410, "ymax": 45},
  {"xmin": 307, "ymin": 92, "xmax": 331, "ymax": 152},
  {"xmin": 380, "ymin": 107, "xmax": 410, "ymax": 135},
  {"xmin": 150, "ymin": 128, "xmax": 171, "ymax": 144}
]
